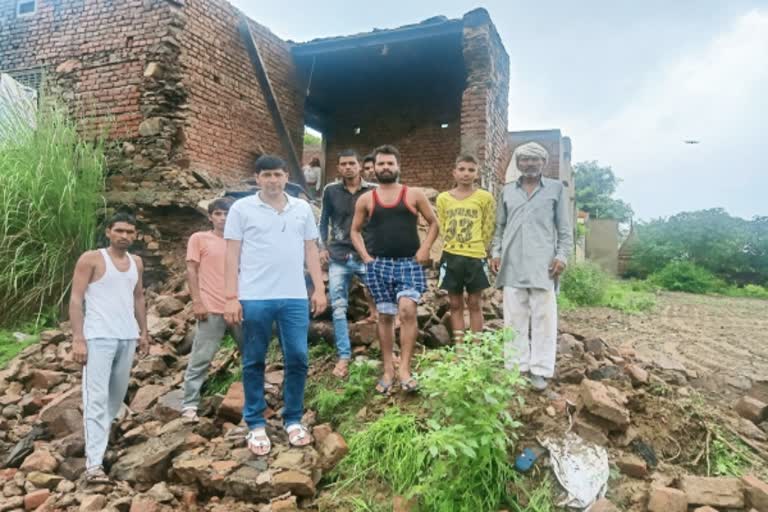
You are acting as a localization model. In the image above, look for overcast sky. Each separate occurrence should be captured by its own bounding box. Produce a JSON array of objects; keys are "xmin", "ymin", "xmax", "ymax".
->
[{"xmin": 230, "ymin": 0, "xmax": 766, "ymax": 221}]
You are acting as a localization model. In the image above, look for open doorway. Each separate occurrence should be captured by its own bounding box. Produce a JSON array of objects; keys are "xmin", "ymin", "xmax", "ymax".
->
[{"xmin": 302, "ymin": 125, "xmax": 324, "ymax": 199}]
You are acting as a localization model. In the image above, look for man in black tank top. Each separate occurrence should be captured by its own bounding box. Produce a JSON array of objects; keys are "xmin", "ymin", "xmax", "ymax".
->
[{"xmin": 351, "ymin": 145, "xmax": 439, "ymax": 394}]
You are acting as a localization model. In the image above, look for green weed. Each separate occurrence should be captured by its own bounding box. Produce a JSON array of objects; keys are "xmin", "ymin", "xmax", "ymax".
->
[
  {"xmin": 509, "ymin": 476, "xmax": 559, "ymax": 512},
  {"xmin": 307, "ymin": 360, "xmax": 377, "ymax": 425},
  {"xmin": 561, "ymin": 262, "xmax": 609, "ymax": 306},
  {"xmin": 0, "ymin": 329, "xmax": 38, "ymax": 369},
  {"xmin": 560, "ymin": 262, "xmax": 656, "ymax": 313},
  {"xmin": 334, "ymin": 328, "xmax": 526, "ymax": 512},
  {"xmin": 0, "ymin": 100, "xmax": 105, "ymax": 324},
  {"xmin": 309, "ymin": 341, "xmax": 336, "ymax": 360},
  {"xmin": 710, "ymin": 430, "xmax": 751, "ymax": 477},
  {"xmin": 203, "ymin": 365, "xmax": 242, "ymax": 396}
]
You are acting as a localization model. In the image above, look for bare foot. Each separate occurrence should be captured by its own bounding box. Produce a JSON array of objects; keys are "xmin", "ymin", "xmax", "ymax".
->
[{"xmin": 332, "ymin": 359, "xmax": 349, "ymax": 379}]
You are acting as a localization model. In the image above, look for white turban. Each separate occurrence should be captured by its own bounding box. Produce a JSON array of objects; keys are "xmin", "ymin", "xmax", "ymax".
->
[{"xmin": 505, "ymin": 141, "xmax": 549, "ymax": 183}]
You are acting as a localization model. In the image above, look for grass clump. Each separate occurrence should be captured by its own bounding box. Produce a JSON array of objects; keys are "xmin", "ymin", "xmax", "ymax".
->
[
  {"xmin": 333, "ymin": 328, "xmax": 525, "ymax": 512},
  {"xmin": 710, "ymin": 430, "xmax": 751, "ymax": 477},
  {"xmin": 0, "ymin": 100, "xmax": 105, "ymax": 324},
  {"xmin": 0, "ymin": 329, "xmax": 38, "ymax": 369},
  {"xmin": 560, "ymin": 262, "xmax": 656, "ymax": 313},
  {"xmin": 307, "ymin": 360, "xmax": 378, "ymax": 426},
  {"xmin": 203, "ymin": 365, "xmax": 242, "ymax": 396}
]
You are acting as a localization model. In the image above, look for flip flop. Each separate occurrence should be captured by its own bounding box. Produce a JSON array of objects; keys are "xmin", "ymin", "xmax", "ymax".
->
[
  {"xmin": 400, "ymin": 377, "xmax": 420, "ymax": 393},
  {"xmin": 83, "ymin": 466, "xmax": 112, "ymax": 485},
  {"xmin": 285, "ymin": 423, "xmax": 312, "ymax": 447},
  {"xmin": 375, "ymin": 378, "xmax": 394, "ymax": 395},
  {"xmin": 246, "ymin": 428, "xmax": 271, "ymax": 456}
]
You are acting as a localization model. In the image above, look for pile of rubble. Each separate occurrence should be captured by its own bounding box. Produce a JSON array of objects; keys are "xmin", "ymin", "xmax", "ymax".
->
[
  {"xmin": 0, "ymin": 289, "xmax": 351, "ymax": 512},
  {"xmin": 4, "ymin": 261, "xmax": 768, "ymax": 511},
  {"xmin": 514, "ymin": 329, "xmax": 768, "ymax": 511}
]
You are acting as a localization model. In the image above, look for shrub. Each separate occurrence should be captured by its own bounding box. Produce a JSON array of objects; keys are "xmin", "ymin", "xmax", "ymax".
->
[
  {"xmin": 649, "ymin": 261, "xmax": 725, "ymax": 294},
  {"xmin": 560, "ymin": 261, "xmax": 610, "ymax": 306},
  {"xmin": 722, "ymin": 284, "xmax": 768, "ymax": 300},
  {"xmin": 335, "ymin": 328, "xmax": 525, "ymax": 511},
  {"xmin": 0, "ymin": 101, "xmax": 105, "ymax": 324}
]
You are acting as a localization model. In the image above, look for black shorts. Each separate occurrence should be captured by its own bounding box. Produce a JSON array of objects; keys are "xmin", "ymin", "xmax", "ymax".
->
[{"xmin": 438, "ymin": 253, "xmax": 490, "ymax": 294}]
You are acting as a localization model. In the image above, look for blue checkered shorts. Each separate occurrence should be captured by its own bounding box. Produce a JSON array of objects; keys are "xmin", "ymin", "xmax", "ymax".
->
[{"xmin": 365, "ymin": 257, "xmax": 427, "ymax": 315}]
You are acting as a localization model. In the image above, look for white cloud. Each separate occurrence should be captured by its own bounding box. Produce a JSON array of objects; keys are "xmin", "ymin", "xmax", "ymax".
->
[{"xmin": 575, "ymin": 9, "xmax": 768, "ymax": 219}]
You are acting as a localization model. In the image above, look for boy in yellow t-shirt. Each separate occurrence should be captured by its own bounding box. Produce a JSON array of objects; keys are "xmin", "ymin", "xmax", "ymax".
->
[{"xmin": 436, "ymin": 154, "xmax": 496, "ymax": 344}]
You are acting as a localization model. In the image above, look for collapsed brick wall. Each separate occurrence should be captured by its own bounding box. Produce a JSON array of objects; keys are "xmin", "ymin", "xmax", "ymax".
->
[
  {"xmin": 179, "ymin": 0, "xmax": 305, "ymax": 185},
  {"xmin": 460, "ymin": 9, "xmax": 510, "ymax": 195},
  {"xmin": 324, "ymin": 108, "xmax": 461, "ymax": 191},
  {"xmin": 0, "ymin": 0, "xmax": 176, "ymax": 139}
]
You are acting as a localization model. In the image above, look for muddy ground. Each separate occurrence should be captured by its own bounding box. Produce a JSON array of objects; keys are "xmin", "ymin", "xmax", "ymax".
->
[{"xmin": 561, "ymin": 291, "xmax": 768, "ymax": 402}]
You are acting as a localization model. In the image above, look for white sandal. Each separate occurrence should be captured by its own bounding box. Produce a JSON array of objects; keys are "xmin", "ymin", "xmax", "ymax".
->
[
  {"xmin": 246, "ymin": 428, "xmax": 271, "ymax": 456},
  {"xmin": 285, "ymin": 423, "xmax": 312, "ymax": 447}
]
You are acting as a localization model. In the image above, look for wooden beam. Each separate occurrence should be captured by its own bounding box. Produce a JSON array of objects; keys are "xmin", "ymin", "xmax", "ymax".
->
[{"xmin": 238, "ymin": 16, "xmax": 305, "ymax": 189}]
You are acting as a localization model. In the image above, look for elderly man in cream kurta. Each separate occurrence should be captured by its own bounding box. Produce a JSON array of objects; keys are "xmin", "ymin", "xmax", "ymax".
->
[{"xmin": 490, "ymin": 142, "xmax": 573, "ymax": 391}]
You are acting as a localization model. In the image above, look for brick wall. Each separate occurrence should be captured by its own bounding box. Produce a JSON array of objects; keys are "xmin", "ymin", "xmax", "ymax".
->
[
  {"xmin": 0, "ymin": 0, "xmax": 174, "ymax": 138},
  {"xmin": 460, "ymin": 9, "xmax": 510, "ymax": 195},
  {"xmin": 324, "ymin": 108, "xmax": 461, "ymax": 191},
  {"xmin": 178, "ymin": 0, "xmax": 305, "ymax": 185}
]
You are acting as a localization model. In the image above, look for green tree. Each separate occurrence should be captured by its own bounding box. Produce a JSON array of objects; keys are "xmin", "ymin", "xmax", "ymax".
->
[
  {"xmin": 303, "ymin": 131, "xmax": 321, "ymax": 146},
  {"xmin": 573, "ymin": 161, "xmax": 633, "ymax": 222},
  {"xmin": 628, "ymin": 209, "xmax": 767, "ymax": 285}
]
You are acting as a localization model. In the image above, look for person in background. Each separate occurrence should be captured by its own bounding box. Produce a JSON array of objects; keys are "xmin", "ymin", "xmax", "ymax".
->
[
  {"xmin": 435, "ymin": 154, "xmax": 496, "ymax": 345},
  {"xmin": 490, "ymin": 142, "xmax": 573, "ymax": 391},
  {"xmin": 181, "ymin": 197, "xmax": 242, "ymax": 423},
  {"xmin": 303, "ymin": 157, "xmax": 322, "ymax": 199},
  {"xmin": 361, "ymin": 154, "xmax": 376, "ymax": 183},
  {"xmin": 319, "ymin": 149, "xmax": 377, "ymax": 379}
]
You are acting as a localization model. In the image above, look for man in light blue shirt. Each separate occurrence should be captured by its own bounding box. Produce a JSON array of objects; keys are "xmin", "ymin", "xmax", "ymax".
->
[{"xmin": 223, "ymin": 155, "xmax": 327, "ymax": 456}]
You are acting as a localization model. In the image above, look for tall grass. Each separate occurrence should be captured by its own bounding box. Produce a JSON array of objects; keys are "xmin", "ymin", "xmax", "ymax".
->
[{"xmin": 0, "ymin": 100, "xmax": 105, "ymax": 324}]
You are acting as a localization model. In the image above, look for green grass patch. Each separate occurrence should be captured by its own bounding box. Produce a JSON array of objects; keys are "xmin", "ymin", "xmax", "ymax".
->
[
  {"xmin": 509, "ymin": 476, "xmax": 559, "ymax": 512},
  {"xmin": 0, "ymin": 100, "xmax": 105, "ymax": 324},
  {"xmin": 331, "ymin": 328, "xmax": 526, "ymax": 512},
  {"xmin": 710, "ymin": 429, "xmax": 751, "ymax": 477},
  {"xmin": 559, "ymin": 262, "xmax": 656, "ymax": 314},
  {"xmin": 0, "ymin": 329, "xmax": 38, "ymax": 369},
  {"xmin": 721, "ymin": 284, "xmax": 768, "ymax": 300},
  {"xmin": 203, "ymin": 364, "xmax": 242, "ymax": 396},
  {"xmin": 307, "ymin": 360, "xmax": 378, "ymax": 427}
]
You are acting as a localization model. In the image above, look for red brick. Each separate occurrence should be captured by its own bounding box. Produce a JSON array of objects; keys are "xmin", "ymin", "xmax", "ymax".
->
[
  {"xmin": 647, "ymin": 487, "xmax": 687, "ymax": 512},
  {"xmin": 743, "ymin": 474, "xmax": 768, "ymax": 511}
]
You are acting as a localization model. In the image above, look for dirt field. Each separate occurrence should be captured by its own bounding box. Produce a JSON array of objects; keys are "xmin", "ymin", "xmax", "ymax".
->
[{"xmin": 560, "ymin": 291, "xmax": 768, "ymax": 401}]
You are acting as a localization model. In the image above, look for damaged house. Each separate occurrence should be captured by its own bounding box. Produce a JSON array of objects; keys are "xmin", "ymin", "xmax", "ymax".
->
[{"xmin": 1, "ymin": 0, "xmax": 571, "ymax": 280}]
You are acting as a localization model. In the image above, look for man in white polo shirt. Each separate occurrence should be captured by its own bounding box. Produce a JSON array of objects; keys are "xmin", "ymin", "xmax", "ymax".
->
[{"xmin": 223, "ymin": 155, "xmax": 327, "ymax": 456}]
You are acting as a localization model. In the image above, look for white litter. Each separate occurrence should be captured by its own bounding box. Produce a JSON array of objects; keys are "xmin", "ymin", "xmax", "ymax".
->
[{"xmin": 540, "ymin": 432, "xmax": 610, "ymax": 509}]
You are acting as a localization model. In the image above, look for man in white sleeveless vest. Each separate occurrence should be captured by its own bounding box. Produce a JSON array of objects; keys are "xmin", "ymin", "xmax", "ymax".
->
[{"xmin": 69, "ymin": 212, "xmax": 149, "ymax": 485}]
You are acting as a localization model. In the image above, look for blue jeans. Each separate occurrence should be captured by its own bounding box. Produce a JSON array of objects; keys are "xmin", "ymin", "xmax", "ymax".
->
[
  {"xmin": 241, "ymin": 299, "xmax": 309, "ymax": 429},
  {"xmin": 329, "ymin": 259, "xmax": 366, "ymax": 359}
]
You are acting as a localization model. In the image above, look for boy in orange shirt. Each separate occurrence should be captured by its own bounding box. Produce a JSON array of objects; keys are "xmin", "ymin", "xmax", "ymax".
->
[{"xmin": 181, "ymin": 197, "xmax": 242, "ymax": 422}]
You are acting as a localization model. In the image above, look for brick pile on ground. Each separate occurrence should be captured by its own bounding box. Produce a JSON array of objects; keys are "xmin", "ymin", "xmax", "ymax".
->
[
  {"xmin": 514, "ymin": 329, "xmax": 768, "ymax": 511},
  {"xmin": 0, "ymin": 288, "xmax": 352, "ymax": 512},
  {"xmin": 3, "ymin": 265, "xmax": 768, "ymax": 510}
]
